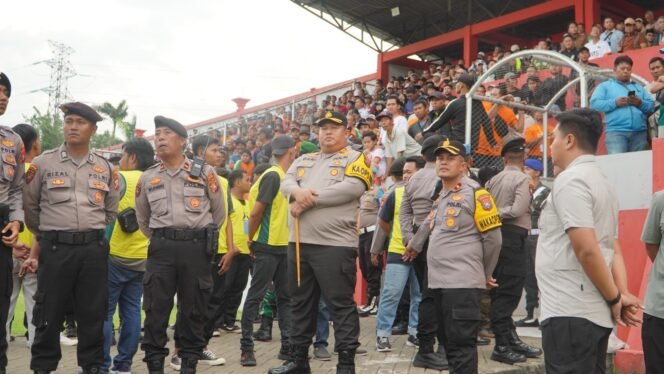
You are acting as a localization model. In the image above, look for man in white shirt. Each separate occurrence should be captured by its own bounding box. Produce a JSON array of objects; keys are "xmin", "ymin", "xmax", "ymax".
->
[
  {"xmin": 586, "ymin": 24, "xmax": 612, "ymax": 60},
  {"xmin": 536, "ymin": 108, "xmax": 641, "ymax": 373},
  {"xmin": 376, "ymin": 110, "xmax": 422, "ymax": 173}
]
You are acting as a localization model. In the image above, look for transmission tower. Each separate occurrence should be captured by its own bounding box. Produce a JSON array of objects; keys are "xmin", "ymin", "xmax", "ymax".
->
[{"xmin": 44, "ymin": 40, "xmax": 77, "ymax": 119}]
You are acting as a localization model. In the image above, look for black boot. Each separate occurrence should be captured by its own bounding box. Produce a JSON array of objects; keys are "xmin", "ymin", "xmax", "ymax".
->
[
  {"xmin": 508, "ymin": 330, "xmax": 542, "ymax": 358},
  {"xmin": 336, "ymin": 350, "xmax": 355, "ymax": 374},
  {"xmin": 33, "ymin": 371, "xmax": 50, "ymax": 374},
  {"xmin": 179, "ymin": 357, "xmax": 197, "ymax": 374},
  {"xmin": 82, "ymin": 367, "xmax": 101, "ymax": 374},
  {"xmin": 253, "ymin": 316, "xmax": 273, "ymax": 341},
  {"xmin": 146, "ymin": 358, "xmax": 165, "ymax": 374},
  {"xmin": 268, "ymin": 345, "xmax": 311, "ymax": 374},
  {"xmin": 278, "ymin": 343, "xmax": 293, "ymax": 360},
  {"xmin": 490, "ymin": 344, "xmax": 527, "ymax": 364},
  {"xmin": 413, "ymin": 345, "xmax": 448, "ymax": 371}
]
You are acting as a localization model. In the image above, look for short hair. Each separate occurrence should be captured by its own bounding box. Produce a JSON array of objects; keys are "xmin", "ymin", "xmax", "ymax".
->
[
  {"xmin": 614, "ymin": 55, "xmax": 633, "ymax": 68},
  {"xmin": 604, "ymin": 17, "xmax": 614, "ymax": 22},
  {"xmin": 555, "ymin": 108, "xmax": 604, "ymax": 153},
  {"xmin": 386, "ymin": 95, "xmax": 402, "ymax": 106},
  {"xmin": 192, "ymin": 135, "xmax": 220, "ymax": 156},
  {"xmin": 362, "ymin": 131, "xmax": 377, "ymax": 141},
  {"xmin": 228, "ymin": 169, "xmax": 246, "ymax": 188},
  {"xmin": 413, "ymin": 99, "xmax": 428, "ymax": 109},
  {"xmin": 527, "ymin": 76, "xmax": 541, "ymax": 84},
  {"xmin": 216, "ymin": 167, "xmax": 230, "ymax": 179},
  {"xmin": 649, "ymin": 57, "xmax": 664, "ymax": 67},
  {"xmin": 12, "ymin": 124, "xmax": 39, "ymax": 152},
  {"xmin": 253, "ymin": 163, "xmax": 271, "ymax": 178},
  {"xmin": 406, "ymin": 86, "xmax": 418, "ymax": 94},
  {"xmin": 240, "ymin": 149, "xmax": 252, "ymax": 157},
  {"xmin": 390, "ymin": 158, "xmax": 406, "ymax": 177},
  {"xmin": 122, "ymin": 137, "xmax": 155, "ymax": 171},
  {"xmin": 405, "ymin": 155, "xmax": 426, "ymax": 169}
]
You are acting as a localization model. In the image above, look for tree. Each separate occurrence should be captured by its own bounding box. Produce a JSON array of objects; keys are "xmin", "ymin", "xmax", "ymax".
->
[
  {"xmin": 91, "ymin": 130, "xmax": 122, "ymax": 149},
  {"xmin": 118, "ymin": 115, "xmax": 137, "ymax": 141},
  {"xmin": 96, "ymin": 100, "xmax": 128, "ymax": 139},
  {"xmin": 25, "ymin": 107, "xmax": 63, "ymax": 151}
]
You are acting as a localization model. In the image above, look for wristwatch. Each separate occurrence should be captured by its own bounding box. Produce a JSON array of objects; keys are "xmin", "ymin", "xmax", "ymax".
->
[{"xmin": 606, "ymin": 291, "xmax": 621, "ymax": 306}]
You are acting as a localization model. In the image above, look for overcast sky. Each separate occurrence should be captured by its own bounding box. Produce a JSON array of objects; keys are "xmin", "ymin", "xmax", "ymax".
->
[{"xmin": 1, "ymin": 0, "xmax": 377, "ymax": 135}]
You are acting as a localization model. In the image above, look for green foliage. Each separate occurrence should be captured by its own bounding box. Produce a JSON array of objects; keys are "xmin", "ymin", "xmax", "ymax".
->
[
  {"xmin": 118, "ymin": 114, "xmax": 137, "ymax": 141},
  {"xmin": 25, "ymin": 107, "xmax": 63, "ymax": 151},
  {"xmin": 91, "ymin": 130, "xmax": 122, "ymax": 149},
  {"xmin": 96, "ymin": 100, "xmax": 128, "ymax": 139}
]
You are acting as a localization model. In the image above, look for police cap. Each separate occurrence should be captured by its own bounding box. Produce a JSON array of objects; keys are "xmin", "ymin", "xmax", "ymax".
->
[
  {"xmin": 501, "ymin": 135, "xmax": 526, "ymax": 156},
  {"xmin": 60, "ymin": 102, "xmax": 104, "ymax": 124},
  {"xmin": 0, "ymin": 73, "xmax": 11, "ymax": 97},
  {"xmin": 434, "ymin": 138, "xmax": 467, "ymax": 157},
  {"xmin": 421, "ymin": 135, "xmax": 443, "ymax": 156},
  {"xmin": 315, "ymin": 111, "xmax": 347, "ymax": 127},
  {"xmin": 154, "ymin": 115, "xmax": 187, "ymax": 138}
]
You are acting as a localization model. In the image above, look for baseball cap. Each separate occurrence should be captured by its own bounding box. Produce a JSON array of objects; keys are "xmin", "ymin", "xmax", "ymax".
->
[
  {"xmin": 271, "ymin": 135, "xmax": 296, "ymax": 156},
  {"xmin": 510, "ymin": 44, "xmax": 520, "ymax": 52},
  {"xmin": 524, "ymin": 159, "xmax": 543, "ymax": 172},
  {"xmin": 504, "ymin": 72, "xmax": 517, "ymax": 80},
  {"xmin": 375, "ymin": 110, "xmax": 393, "ymax": 120}
]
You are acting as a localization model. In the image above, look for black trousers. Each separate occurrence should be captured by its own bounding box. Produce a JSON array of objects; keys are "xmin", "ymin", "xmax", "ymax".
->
[
  {"xmin": 523, "ymin": 235, "xmax": 539, "ymax": 315},
  {"xmin": 240, "ymin": 245, "xmax": 290, "ymax": 350},
  {"xmin": 31, "ymin": 237, "xmax": 108, "ymax": 371},
  {"xmin": 643, "ymin": 313, "xmax": 664, "ymax": 374},
  {"xmin": 541, "ymin": 317, "xmax": 611, "ymax": 374},
  {"xmin": 0, "ymin": 245, "xmax": 11, "ymax": 370},
  {"xmin": 203, "ymin": 253, "xmax": 251, "ymax": 341},
  {"xmin": 490, "ymin": 226, "xmax": 527, "ymax": 346},
  {"xmin": 413, "ymin": 241, "xmax": 441, "ymax": 352},
  {"xmin": 288, "ymin": 243, "xmax": 359, "ymax": 352},
  {"xmin": 141, "ymin": 236, "xmax": 212, "ymax": 362},
  {"xmin": 357, "ymin": 231, "xmax": 382, "ymax": 300},
  {"xmin": 432, "ymin": 288, "xmax": 482, "ymax": 374}
]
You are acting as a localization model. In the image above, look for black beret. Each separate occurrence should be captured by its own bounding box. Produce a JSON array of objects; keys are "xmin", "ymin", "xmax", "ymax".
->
[
  {"xmin": 501, "ymin": 135, "xmax": 526, "ymax": 156},
  {"xmin": 315, "ymin": 111, "xmax": 347, "ymax": 127},
  {"xmin": 60, "ymin": 102, "xmax": 103, "ymax": 123},
  {"xmin": 154, "ymin": 115, "xmax": 187, "ymax": 138},
  {"xmin": 0, "ymin": 73, "xmax": 11, "ymax": 97}
]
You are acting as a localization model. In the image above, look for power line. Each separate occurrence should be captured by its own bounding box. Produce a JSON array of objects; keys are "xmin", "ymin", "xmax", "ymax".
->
[{"xmin": 37, "ymin": 40, "xmax": 77, "ymax": 120}]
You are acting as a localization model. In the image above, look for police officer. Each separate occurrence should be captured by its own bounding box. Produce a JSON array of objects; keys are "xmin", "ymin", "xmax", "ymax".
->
[
  {"xmin": 271, "ymin": 111, "xmax": 371, "ymax": 374},
  {"xmin": 0, "ymin": 72, "xmax": 25, "ymax": 374},
  {"xmin": 398, "ymin": 135, "xmax": 449, "ymax": 370},
  {"xmin": 356, "ymin": 188, "xmax": 381, "ymax": 317},
  {"xmin": 23, "ymin": 102, "xmax": 119, "ymax": 374},
  {"xmin": 485, "ymin": 135, "xmax": 542, "ymax": 364},
  {"xmin": 135, "ymin": 116, "xmax": 225, "ymax": 374},
  {"xmin": 404, "ymin": 139, "xmax": 502, "ymax": 373},
  {"xmin": 239, "ymin": 135, "xmax": 295, "ymax": 367}
]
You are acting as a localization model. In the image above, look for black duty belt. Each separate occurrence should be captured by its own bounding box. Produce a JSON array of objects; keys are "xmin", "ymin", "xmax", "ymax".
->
[
  {"xmin": 41, "ymin": 230, "xmax": 105, "ymax": 245},
  {"xmin": 502, "ymin": 224, "xmax": 529, "ymax": 236},
  {"xmin": 153, "ymin": 228, "xmax": 206, "ymax": 241}
]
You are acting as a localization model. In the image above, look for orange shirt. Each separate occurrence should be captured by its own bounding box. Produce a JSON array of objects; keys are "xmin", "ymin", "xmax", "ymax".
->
[
  {"xmin": 476, "ymin": 102, "xmax": 518, "ymax": 156},
  {"xmin": 524, "ymin": 123, "xmax": 555, "ymax": 157}
]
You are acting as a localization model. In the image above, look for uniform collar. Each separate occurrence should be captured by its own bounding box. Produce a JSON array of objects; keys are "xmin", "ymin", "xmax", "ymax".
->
[
  {"xmin": 504, "ymin": 164, "xmax": 522, "ymax": 172},
  {"xmin": 424, "ymin": 162, "xmax": 436, "ymax": 169},
  {"xmin": 59, "ymin": 144, "xmax": 95, "ymax": 164},
  {"xmin": 158, "ymin": 157, "xmax": 192, "ymax": 175},
  {"xmin": 567, "ymin": 154, "xmax": 595, "ymax": 169}
]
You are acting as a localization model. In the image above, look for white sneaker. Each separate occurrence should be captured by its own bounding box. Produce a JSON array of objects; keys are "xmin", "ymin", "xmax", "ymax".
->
[
  {"xmin": 110, "ymin": 371, "xmax": 131, "ymax": 374},
  {"xmin": 212, "ymin": 329, "xmax": 221, "ymax": 337},
  {"xmin": 169, "ymin": 354, "xmax": 181, "ymax": 371},
  {"xmin": 200, "ymin": 349, "xmax": 226, "ymax": 366},
  {"xmin": 59, "ymin": 333, "xmax": 78, "ymax": 346}
]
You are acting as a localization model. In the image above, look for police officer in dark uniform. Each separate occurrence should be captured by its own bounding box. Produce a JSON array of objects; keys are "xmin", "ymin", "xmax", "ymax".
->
[
  {"xmin": 271, "ymin": 111, "xmax": 371, "ymax": 374},
  {"xmin": 0, "ymin": 72, "xmax": 26, "ymax": 374},
  {"xmin": 485, "ymin": 135, "xmax": 542, "ymax": 364},
  {"xmin": 23, "ymin": 102, "xmax": 119, "ymax": 374},
  {"xmin": 135, "ymin": 116, "xmax": 225, "ymax": 374}
]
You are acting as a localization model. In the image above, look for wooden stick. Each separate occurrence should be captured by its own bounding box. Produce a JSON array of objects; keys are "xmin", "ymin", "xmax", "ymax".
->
[{"xmin": 295, "ymin": 217, "xmax": 301, "ymax": 287}]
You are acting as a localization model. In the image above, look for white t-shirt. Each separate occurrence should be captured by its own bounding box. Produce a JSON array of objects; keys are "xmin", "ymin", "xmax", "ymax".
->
[
  {"xmin": 585, "ymin": 40, "xmax": 612, "ymax": 60},
  {"xmin": 382, "ymin": 126, "xmax": 422, "ymax": 159},
  {"xmin": 380, "ymin": 115, "xmax": 408, "ymax": 145},
  {"xmin": 369, "ymin": 148, "xmax": 387, "ymax": 178}
]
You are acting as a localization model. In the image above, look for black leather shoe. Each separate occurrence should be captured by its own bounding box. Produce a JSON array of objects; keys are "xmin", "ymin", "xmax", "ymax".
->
[
  {"xmin": 413, "ymin": 352, "xmax": 448, "ymax": 370},
  {"xmin": 240, "ymin": 350, "xmax": 257, "ymax": 366},
  {"xmin": 508, "ymin": 330, "xmax": 542, "ymax": 358},
  {"xmin": 278, "ymin": 343, "xmax": 293, "ymax": 360},
  {"xmin": 491, "ymin": 345, "xmax": 527, "ymax": 364},
  {"xmin": 391, "ymin": 321, "xmax": 408, "ymax": 335},
  {"xmin": 336, "ymin": 364, "xmax": 355, "ymax": 374},
  {"xmin": 146, "ymin": 358, "xmax": 165, "ymax": 374},
  {"xmin": 336, "ymin": 350, "xmax": 355, "ymax": 374},
  {"xmin": 179, "ymin": 358, "xmax": 197, "ymax": 374},
  {"xmin": 33, "ymin": 371, "xmax": 51, "ymax": 374},
  {"xmin": 477, "ymin": 335, "xmax": 491, "ymax": 346},
  {"xmin": 253, "ymin": 316, "xmax": 273, "ymax": 341},
  {"xmin": 267, "ymin": 361, "xmax": 311, "ymax": 374}
]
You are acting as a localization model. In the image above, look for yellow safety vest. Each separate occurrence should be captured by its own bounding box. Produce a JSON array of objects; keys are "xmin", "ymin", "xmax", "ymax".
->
[
  {"xmin": 217, "ymin": 176, "xmax": 230, "ymax": 254},
  {"xmin": 110, "ymin": 170, "xmax": 148, "ymax": 259},
  {"xmin": 248, "ymin": 165, "xmax": 288, "ymax": 246},
  {"xmin": 388, "ymin": 186, "xmax": 407, "ymax": 255},
  {"xmin": 230, "ymin": 194, "xmax": 250, "ymax": 254},
  {"xmin": 17, "ymin": 163, "xmax": 33, "ymax": 248}
]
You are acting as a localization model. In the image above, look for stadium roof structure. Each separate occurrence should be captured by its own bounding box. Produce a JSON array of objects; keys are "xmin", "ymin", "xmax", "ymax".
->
[{"xmin": 292, "ymin": 0, "xmax": 657, "ymax": 63}]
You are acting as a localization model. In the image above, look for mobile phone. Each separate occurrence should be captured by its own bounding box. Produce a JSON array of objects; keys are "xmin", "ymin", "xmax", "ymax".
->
[{"xmin": 628, "ymin": 90, "xmax": 635, "ymax": 97}]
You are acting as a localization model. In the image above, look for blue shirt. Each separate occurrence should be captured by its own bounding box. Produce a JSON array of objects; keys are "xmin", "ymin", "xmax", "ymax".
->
[
  {"xmin": 600, "ymin": 29, "xmax": 624, "ymax": 54},
  {"xmin": 590, "ymin": 78, "xmax": 655, "ymax": 133}
]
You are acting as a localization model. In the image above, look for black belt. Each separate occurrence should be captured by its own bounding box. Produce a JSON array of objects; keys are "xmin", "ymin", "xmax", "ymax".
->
[
  {"xmin": 502, "ymin": 224, "xmax": 529, "ymax": 235},
  {"xmin": 153, "ymin": 228, "xmax": 206, "ymax": 241},
  {"xmin": 41, "ymin": 230, "xmax": 105, "ymax": 245}
]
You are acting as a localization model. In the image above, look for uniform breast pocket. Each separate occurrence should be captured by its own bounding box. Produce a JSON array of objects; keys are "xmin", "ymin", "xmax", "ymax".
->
[
  {"xmin": 148, "ymin": 188, "xmax": 169, "ymax": 217},
  {"xmin": 184, "ymin": 186, "xmax": 205, "ymax": 213},
  {"xmin": 327, "ymin": 166, "xmax": 345, "ymax": 186},
  {"xmin": 46, "ymin": 177, "xmax": 72, "ymax": 204},
  {"xmin": 296, "ymin": 161, "xmax": 314, "ymax": 183},
  {"xmin": 88, "ymin": 180, "xmax": 109, "ymax": 206},
  {"xmin": 1, "ymin": 152, "xmax": 17, "ymax": 181},
  {"xmin": 440, "ymin": 205, "xmax": 462, "ymax": 232}
]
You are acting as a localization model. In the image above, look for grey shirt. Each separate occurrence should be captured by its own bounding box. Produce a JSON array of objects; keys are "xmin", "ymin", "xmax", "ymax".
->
[
  {"xmin": 410, "ymin": 177, "xmax": 502, "ymax": 289},
  {"xmin": 399, "ymin": 162, "xmax": 438, "ymax": 245},
  {"xmin": 358, "ymin": 189, "xmax": 380, "ymax": 229},
  {"xmin": 24, "ymin": 144, "xmax": 119, "ymax": 234},
  {"xmin": 281, "ymin": 147, "xmax": 369, "ymax": 248},
  {"xmin": 536, "ymin": 155, "xmax": 618, "ymax": 329},
  {"xmin": 382, "ymin": 125, "xmax": 422, "ymax": 159},
  {"xmin": 135, "ymin": 158, "xmax": 225, "ymax": 237},
  {"xmin": 0, "ymin": 126, "xmax": 25, "ymax": 223},
  {"xmin": 486, "ymin": 164, "xmax": 532, "ymax": 230},
  {"xmin": 641, "ymin": 190, "xmax": 664, "ymax": 319}
]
